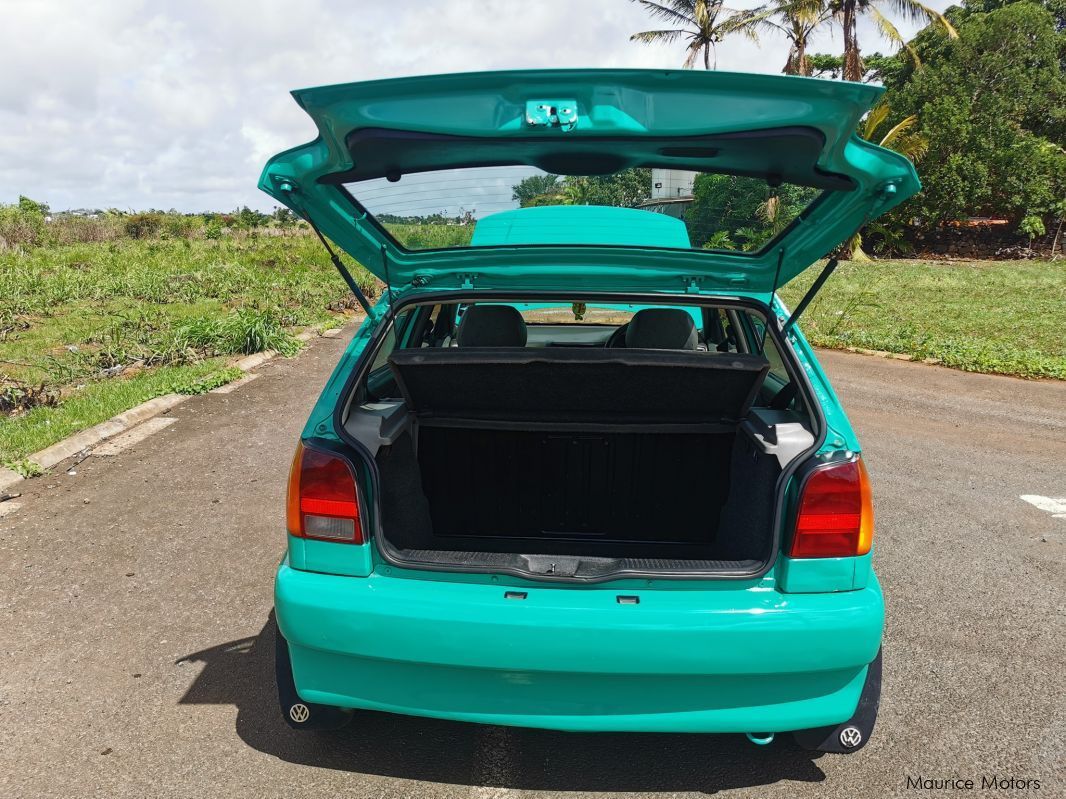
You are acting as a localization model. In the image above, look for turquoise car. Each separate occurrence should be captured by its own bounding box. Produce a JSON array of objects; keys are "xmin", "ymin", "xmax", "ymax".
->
[{"xmin": 261, "ymin": 69, "xmax": 918, "ymax": 753}]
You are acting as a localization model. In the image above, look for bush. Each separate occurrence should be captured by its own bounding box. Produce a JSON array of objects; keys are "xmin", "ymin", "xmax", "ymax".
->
[
  {"xmin": 170, "ymin": 308, "xmax": 302, "ymax": 358},
  {"xmin": 0, "ymin": 199, "xmax": 46, "ymax": 249},
  {"xmin": 124, "ymin": 213, "xmax": 165, "ymax": 239}
]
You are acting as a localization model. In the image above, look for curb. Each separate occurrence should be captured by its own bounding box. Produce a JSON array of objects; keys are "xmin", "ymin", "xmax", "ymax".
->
[
  {"xmin": 0, "ymin": 323, "xmax": 347, "ymax": 494},
  {"xmin": 836, "ymin": 346, "xmax": 941, "ymax": 366}
]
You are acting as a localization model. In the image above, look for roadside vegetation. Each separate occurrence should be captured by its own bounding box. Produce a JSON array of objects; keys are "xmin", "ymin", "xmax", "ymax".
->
[
  {"xmin": 780, "ymin": 258, "xmax": 1066, "ymax": 380},
  {"xmin": 1, "ymin": 206, "xmax": 377, "ymax": 467}
]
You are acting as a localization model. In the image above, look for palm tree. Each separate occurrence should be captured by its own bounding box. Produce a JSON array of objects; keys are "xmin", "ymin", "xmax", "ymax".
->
[
  {"xmin": 832, "ymin": 0, "xmax": 957, "ymax": 82},
  {"xmin": 845, "ymin": 101, "xmax": 927, "ymax": 258},
  {"xmin": 630, "ymin": 0, "xmax": 758, "ymax": 69},
  {"xmin": 733, "ymin": 0, "xmax": 834, "ymax": 76}
]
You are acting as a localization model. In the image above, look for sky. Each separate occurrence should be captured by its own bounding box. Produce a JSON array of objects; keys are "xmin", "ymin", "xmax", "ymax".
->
[{"xmin": 2, "ymin": 0, "xmax": 952, "ymax": 213}]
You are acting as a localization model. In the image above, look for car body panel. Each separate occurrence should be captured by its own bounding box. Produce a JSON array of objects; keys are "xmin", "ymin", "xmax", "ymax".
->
[
  {"xmin": 471, "ymin": 205, "xmax": 691, "ymax": 248},
  {"xmin": 258, "ymin": 69, "xmax": 919, "ymax": 295},
  {"xmin": 275, "ymin": 559, "xmax": 882, "ymax": 732}
]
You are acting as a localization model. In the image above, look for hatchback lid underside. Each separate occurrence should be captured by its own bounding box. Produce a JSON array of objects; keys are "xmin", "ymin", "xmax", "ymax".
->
[{"xmin": 259, "ymin": 69, "xmax": 919, "ymax": 296}]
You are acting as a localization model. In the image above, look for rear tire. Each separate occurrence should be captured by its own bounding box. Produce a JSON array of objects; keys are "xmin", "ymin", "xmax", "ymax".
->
[
  {"xmin": 274, "ymin": 621, "xmax": 354, "ymax": 731},
  {"xmin": 792, "ymin": 647, "xmax": 882, "ymax": 754}
]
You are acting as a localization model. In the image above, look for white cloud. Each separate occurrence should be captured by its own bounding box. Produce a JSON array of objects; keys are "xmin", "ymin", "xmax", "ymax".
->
[{"xmin": 0, "ymin": 0, "xmax": 951, "ymax": 212}]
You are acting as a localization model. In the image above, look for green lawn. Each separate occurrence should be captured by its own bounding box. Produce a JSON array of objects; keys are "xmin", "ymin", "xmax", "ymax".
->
[
  {"xmin": 779, "ymin": 258, "xmax": 1066, "ymax": 380},
  {"xmin": 3, "ymin": 238, "xmax": 1063, "ymax": 470}
]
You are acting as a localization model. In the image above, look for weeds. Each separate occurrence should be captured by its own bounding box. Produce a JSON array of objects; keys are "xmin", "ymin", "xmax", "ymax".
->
[
  {"xmin": 169, "ymin": 366, "xmax": 245, "ymax": 395},
  {"xmin": 3, "ymin": 459, "xmax": 43, "ymax": 478}
]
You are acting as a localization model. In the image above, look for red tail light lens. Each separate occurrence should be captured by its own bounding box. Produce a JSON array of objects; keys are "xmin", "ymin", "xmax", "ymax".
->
[
  {"xmin": 286, "ymin": 442, "xmax": 363, "ymax": 543},
  {"xmin": 790, "ymin": 458, "xmax": 873, "ymax": 558}
]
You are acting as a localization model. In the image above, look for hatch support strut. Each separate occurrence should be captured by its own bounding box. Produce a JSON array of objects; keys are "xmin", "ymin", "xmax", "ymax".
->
[
  {"xmin": 302, "ymin": 213, "xmax": 374, "ymax": 315},
  {"xmin": 782, "ymin": 258, "xmax": 838, "ymax": 335}
]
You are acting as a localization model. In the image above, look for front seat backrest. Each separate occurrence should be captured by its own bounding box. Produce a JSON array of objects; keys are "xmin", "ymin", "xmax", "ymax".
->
[
  {"xmin": 625, "ymin": 308, "xmax": 698, "ymax": 350},
  {"xmin": 456, "ymin": 304, "xmax": 528, "ymax": 347}
]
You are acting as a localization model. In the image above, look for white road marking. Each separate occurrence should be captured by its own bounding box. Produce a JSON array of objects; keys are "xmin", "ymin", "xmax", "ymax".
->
[
  {"xmin": 1020, "ymin": 495, "xmax": 1066, "ymax": 520},
  {"xmin": 209, "ymin": 372, "xmax": 260, "ymax": 394},
  {"xmin": 94, "ymin": 417, "xmax": 178, "ymax": 456},
  {"xmin": 0, "ymin": 501, "xmax": 22, "ymax": 518}
]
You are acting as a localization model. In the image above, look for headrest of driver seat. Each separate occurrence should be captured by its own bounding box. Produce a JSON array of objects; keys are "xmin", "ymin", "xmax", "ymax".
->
[
  {"xmin": 625, "ymin": 308, "xmax": 698, "ymax": 350},
  {"xmin": 456, "ymin": 304, "xmax": 528, "ymax": 347}
]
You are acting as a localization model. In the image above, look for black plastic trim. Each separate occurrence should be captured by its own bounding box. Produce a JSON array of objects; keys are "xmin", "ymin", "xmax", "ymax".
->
[{"xmin": 792, "ymin": 647, "xmax": 882, "ymax": 753}]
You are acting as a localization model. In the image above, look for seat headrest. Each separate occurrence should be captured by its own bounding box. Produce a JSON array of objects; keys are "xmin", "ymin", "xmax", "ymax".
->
[
  {"xmin": 625, "ymin": 308, "xmax": 698, "ymax": 350},
  {"xmin": 456, "ymin": 304, "xmax": 528, "ymax": 347}
]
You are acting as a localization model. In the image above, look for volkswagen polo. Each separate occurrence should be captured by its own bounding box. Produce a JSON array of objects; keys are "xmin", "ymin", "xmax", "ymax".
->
[{"xmin": 261, "ymin": 69, "xmax": 917, "ymax": 752}]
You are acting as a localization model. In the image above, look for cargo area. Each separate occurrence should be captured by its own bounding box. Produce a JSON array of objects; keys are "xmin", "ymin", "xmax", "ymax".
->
[{"xmin": 344, "ymin": 332, "xmax": 817, "ymax": 579}]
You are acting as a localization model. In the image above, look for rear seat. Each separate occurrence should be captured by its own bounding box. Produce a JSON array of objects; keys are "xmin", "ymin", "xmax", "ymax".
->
[
  {"xmin": 388, "ymin": 347, "xmax": 769, "ymax": 425},
  {"xmin": 456, "ymin": 305, "xmax": 527, "ymax": 347}
]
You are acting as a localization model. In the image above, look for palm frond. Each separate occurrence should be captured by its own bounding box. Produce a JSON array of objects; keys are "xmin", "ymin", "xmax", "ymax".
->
[
  {"xmin": 867, "ymin": 5, "xmax": 906, "ymax": 45},
  {"xmin": 862, "ymin": 101, "xmax": 891, "ymax": 140},
  {"xmin": 630, "ymin": 28, "xmax": 689, "ymax": 44},
  {"xmin": 631, "ymin": 0, "xmax": 699, "ymax": 27},
  {"xmin": 682, "ymin": 41, "xmax": 704, "ymax": 67},
  {"xmin": 908, "ymin": 0, "xmax": 959, "ymax": 37},
  {"xmin": 878, "ymin": 114, "xmax": 917, "ymax": 147}
]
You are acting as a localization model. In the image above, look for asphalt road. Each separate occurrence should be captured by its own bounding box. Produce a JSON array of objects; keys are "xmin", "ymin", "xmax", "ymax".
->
[{"xmin": 2, "ymin": 330, "xmax": 1064, "ymax": 798}]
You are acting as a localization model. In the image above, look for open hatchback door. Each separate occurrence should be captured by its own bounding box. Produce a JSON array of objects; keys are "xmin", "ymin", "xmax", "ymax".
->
[{"xmin": 260, "ymin": 69, "xmax": 919, "ymax": 297}]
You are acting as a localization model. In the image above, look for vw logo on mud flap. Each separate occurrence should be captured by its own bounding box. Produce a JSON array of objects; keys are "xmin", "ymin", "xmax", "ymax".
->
[
  {"xmin": 839, "ymin": 726, "xmax": 863, "ymax": 748},
  {"xmin": 289, "ymin": 703, "xmax": 310, "ymax": 723}
]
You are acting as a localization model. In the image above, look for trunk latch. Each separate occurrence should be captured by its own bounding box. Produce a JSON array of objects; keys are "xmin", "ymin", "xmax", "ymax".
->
[{"xmin": 525, "ymin": 100, "xmax": 579, "ymax": 131}]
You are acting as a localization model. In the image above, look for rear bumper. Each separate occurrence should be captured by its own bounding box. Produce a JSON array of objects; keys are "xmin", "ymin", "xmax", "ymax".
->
[{"xmin": 274, "ymin": 562, "xmax": 884, "ymax": 733}]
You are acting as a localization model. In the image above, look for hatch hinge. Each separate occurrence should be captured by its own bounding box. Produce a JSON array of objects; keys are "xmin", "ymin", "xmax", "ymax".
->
[
  {"xmin": 683, "ymin": 276, "xmax": 703, "ymax": 294},
  {"xmin": 525, "ymin": 100, "xmax": 579, "ymax": 131},
  {"xmin": 458, "ymin": 273, "xmax": 477, "ymax": 290}
]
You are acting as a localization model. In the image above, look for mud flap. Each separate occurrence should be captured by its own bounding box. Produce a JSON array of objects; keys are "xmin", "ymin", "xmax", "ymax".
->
[
  {"xmin": 792, "ymin": 647, "xmax": 882, "ymax": 754},
  {"xmin": 274, "ymin": 623, "xmax": 354, "ymax": 731}
]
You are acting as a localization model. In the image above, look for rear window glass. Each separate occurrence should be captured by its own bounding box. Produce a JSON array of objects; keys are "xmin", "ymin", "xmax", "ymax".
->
[{"xmin": 344, "ymin": 166, "xmax": 822, "ymax": 253}]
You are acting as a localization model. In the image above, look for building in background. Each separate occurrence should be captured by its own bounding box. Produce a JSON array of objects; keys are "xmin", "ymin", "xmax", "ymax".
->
[{"xmin": 640, "ymin": 168, "xmax": 697, "ymax": 219}]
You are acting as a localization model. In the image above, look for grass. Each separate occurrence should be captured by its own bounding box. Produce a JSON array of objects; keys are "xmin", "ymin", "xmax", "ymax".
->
[
  {"xmin": 1, "ymin": 233, "xmax": 378, "ymax": 465},
  {"xmin": 0, "ymin": 359, "xmax": 242, "ymax": 466},
  {"xmin": 779, "ymin": 258, "xmax": 1066, "ymax": 380}
]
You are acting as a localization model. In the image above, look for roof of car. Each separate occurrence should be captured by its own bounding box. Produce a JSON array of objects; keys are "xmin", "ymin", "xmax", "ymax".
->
[{"xmin": 470, "ymin": 206, "xmax": 691, "ymax": 248}]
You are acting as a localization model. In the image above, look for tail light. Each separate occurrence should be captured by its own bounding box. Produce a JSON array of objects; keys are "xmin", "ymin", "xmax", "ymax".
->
[
  {"xmin": 789, "ymin": 457, "xmax": 873, "ymax": 558},
  {"xmin": 286, "ymin": 442, "xmax": 364, "ymax": 543}
]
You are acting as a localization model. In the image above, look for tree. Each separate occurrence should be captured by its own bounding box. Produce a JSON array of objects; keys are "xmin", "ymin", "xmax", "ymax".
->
[
  {"xmin": 844, "ymin": 100, "xmax": 928, "ymax": 258},
  {"xmin": 686, "ymin": 174, "xmax": 818, "ymax": 249},
  {"xmin": 511, "ymin": 174, "xmax": 561, "ymax": 206},
  {"xmin": 561, "ymin": 169, "xmax": 652, "ymax": 207},
  {"xmin": 18, "ymin": 196, "xmax": 49, "ymax": 216},
  {"xmin": 880, "ymin": 1, "xmax": 1066, "ymax": 229},
  {"xmin": 736, "ymin": 0, "xmax": 834, "ymax": 75},
  {"xmin": 831, "ymin": 0, "xmax": 957, "ymax": 82},
  {"xmin": 629, "ymin": 0, "xmax": 758, "ymax": 69},
  {"xmin": 808, "ymin": 51, "xmax": 901, "ymax": 82}
]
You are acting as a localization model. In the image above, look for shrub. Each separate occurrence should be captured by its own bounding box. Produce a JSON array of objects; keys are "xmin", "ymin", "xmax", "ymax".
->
[
  {"xmin": 124, "ymin": 213, "xmax": 165, "ymax": 239},
  {"xmin": 0, "ymin": 200, "xmax": 46, "ymax": 249}
]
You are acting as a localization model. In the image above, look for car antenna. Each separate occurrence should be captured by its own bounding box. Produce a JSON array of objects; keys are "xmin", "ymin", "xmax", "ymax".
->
[
  {"xmin": 301, "ymin": 212, "xmax": 374, "ymax": 316},
  {"xmin": 761, "ymin": 247, "xmax": 785, "ymax": 351},
  {"xmin": 380, "ymin": 244, "xmax": 395, "ymax": 310}
]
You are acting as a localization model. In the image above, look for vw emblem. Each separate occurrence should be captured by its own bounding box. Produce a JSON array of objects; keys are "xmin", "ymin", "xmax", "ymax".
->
[
  {"xmin": 289, "ymin": 703, "xmax": 310, "ymax": 723},
  {"xmin": 839, "ymin": 726, "xmax": 863, "ymax": 748}
]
